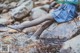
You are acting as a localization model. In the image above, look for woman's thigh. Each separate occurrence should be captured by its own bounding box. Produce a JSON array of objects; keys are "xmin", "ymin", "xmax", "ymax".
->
[{"xmin": 41, "ymin": 14, "xmax": 54, "ymax": 21}]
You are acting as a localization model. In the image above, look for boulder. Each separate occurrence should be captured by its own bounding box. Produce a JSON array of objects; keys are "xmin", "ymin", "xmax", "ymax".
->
[
  {"xmin": 9, "ymin": 0, "xmax": 34, "ymax": 20},
  {"xmin": 60, "ymin": 35, "xmax": 80, "ymax": 53},
  {"xmin": 2, "ymin": 35, "xmax": 15, "ymax": 44},
  {"xmin": 0, "ymin": 13, "xmax": 13, "ymax": 25},
  {"xmin": 40, "ymin": 17, "xmax": 80, "ymax": 40},
  {"xmin": 0, "ymin": 1, "xmax": 17, "ymax": 13}
]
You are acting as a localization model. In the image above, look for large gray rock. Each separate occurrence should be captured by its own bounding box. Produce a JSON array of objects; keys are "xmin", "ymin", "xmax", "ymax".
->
[
  {"xmin": 40, "ymin": 17, "xmax": 80, "ymax": 39},
  {"xmin": 60, "ymin": 35, "xmax": 80, "ymax": 53},
  {"xmin": 0, "ymin": 13, "xmax": 13, "ymax": 25},
  {"xmin": 9, "ymin": 0, "xmax": 34, "ymax": 19}
]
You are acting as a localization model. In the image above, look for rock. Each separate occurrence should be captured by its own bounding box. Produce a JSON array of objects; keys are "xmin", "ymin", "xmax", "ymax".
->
[
  {"xmin": 36, "ymin": 0, "xmax": 50, "ymax": 5},
  {"xmin": 24, "ymin": 38, "xmax": 62, "ymax": 53},
  {"xmin": 0, "ymin": 2, "xmax": 17, "ymax": 13},
  {"xmin": 14, "ymin": 21, "xmax": 20, "ymax": 25},
  {"xmin": 0, "ymin": 18, "xmax": 13, "ymax": 25},
  {"xmin": 3, "ymin": 0, "xmax": 19, "ymax": 3},
  {"xmin": 0, "ymin": 27, "xmax": 10, "ymax": 32},
  {"xmin": 35, "ymin": 2, "xmax": 44, "ymax": 7},
  {"xmin": 0, "ymin": 3, "xmax": 8, "ymax": 9},
  {"xmin": 8, "ymin": 29, "xmax": 18, "ymax": 33},
  {"xmin": 60, "ymin": 35, "xmax": 80, "ymax": 53},
  {"xmin": 9, "ymin": 0, "xmax": 34, "ymax": 20},
  {"xmin": 13, "ymin": 33, "xmax": 30, "ymax": 47},
  {"xmin": 31, "ymin": 7, "xmax": 48, "ymax": 19},
  {"xmin": 17, "ymin": 0, "xmax": 32, "ymax": 6},
  {"xmin": 8, "ymin": 2, "xmax": 17, "ymax": 9},
  {"xmin": 0, "ymin": 3, "xmax": 9, "ymax": 13},
  {"xmin": 41, "ymin": 4, "xmax": 50, "ymax": 12},
  {"xmin": 2, "ymin": 35, "xmax": 15, "ymax": 44},
  {"xmin": 2, "ymin": 9, "xmax": 9, "ymax": 13},
  {"xmin": 0, "ymin": 13, "xmax": 13, "ymax": 25},
  {"xmin": 22, "ymin": 17, "xmax": 31, "ymax": 21},
  {"xmin": 0, "ymin": 18, "xmax": 9, "ymax": 24},
  {"xmin": 0, "ymin": 33, "xmax": 3, "ymax": 44},
  {"xmin": 40, "ymin": 17, "xmax": 80, "ymax": 40},
  {"xmin": 1, "ymin": 2, "xmax": 17, "ymax": 13}
]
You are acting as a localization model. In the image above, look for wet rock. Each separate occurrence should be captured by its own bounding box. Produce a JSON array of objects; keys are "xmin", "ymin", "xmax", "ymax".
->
[
  {"xmin": 11, "ymin": 33, "xmax": 30, "ymax": 47},
  {"xmin": 0, "ymin": 31, "xmax": 62, "ymax": 53},
  {"xmin": 24, "ymin": 38, "xmax": 62, "ymax": 53},
  {"xmin": 35, "ymin": 0, "xmax": 50, "ymax": 5},
  {"xmin": 9, "ymin": 0, "xmax": 34, "ymax": 20},
  {"xmin": 40, "ymin": 17, "xmax": 80, "ymax": 39},
  {"xmin": 60, "ymin": 35, "xmax": 80, "ymax": 53},
  {"xmin": 8, "ymin": 29, "xmax": 18, "ymax": 33},
  {"xmin": 8, "ymin": 2, "xmax": 17, "ymax": 9},
  {"xmin": 2, "ymin": 35, "xmax": 15, "ymax": 44},
  {"xmin": 14, "ymin": 21, "xmax": 20, "ymax": 25},
  {"xmin": 3, "ymin": 0, "xmax": 19, "ymax": 3},
  {"xmin": 22, "ymin": 17, "xmax": 31, "ymax": 21},
  {"xmin": 0, "ymin": 13, "xmax": 13, "ymax": 25},
  {"xmin": 0, "ymin": 3, "xmax": 9, "ymax": 13},
  {"xmin": 0, "ymin": 27, "xmax": 10, "ymax": 32},
  {"xmin": 0, "ymin": 18, "xmax": 13, "ymax": 25},
  {"xmin": 2, "ymin": 9, "xmax": 9, "ymax": 13},
  {"xmin": 35, "ymin": 1, "xmax": 44, "ymax": 7},
  {"xmin": 16, "ymin": 35, "xmax": 28, "ymax": 47},
  {"xmin": 0, "ymin": 2, "xmax": 17, "ymax": 13}
]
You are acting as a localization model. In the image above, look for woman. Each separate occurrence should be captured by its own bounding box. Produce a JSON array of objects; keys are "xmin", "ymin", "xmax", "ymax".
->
[{"xmin": 8, "ymin": 0, "xmax": 78, "ymax": 39}]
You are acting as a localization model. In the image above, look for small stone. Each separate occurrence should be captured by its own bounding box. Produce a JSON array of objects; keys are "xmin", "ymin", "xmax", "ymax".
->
[
  {"xmin": 2, "ymin": 36, "xmax": 15, "ymax": 44},
  {"xmin": 60, "ymin": 35, "xmax": 80, "ymax": 53},
  {"xmin": 8, "ymin": 29, "xmax": 18, "ymax": 33}
]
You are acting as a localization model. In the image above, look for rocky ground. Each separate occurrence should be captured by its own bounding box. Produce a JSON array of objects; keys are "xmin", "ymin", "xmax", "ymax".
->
[{"xmin": 0, "ymin": 0, "xmax": 80, "ymax": 53}]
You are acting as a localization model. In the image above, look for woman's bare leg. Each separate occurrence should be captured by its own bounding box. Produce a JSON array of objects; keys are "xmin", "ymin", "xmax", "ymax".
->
[
  {"xmin": 30, "ymin": 20, "xmax": 54, "ymax": 40},
  {"xmin": 8, "ymin": 14, "xmax": 53, "ymax": 31}
]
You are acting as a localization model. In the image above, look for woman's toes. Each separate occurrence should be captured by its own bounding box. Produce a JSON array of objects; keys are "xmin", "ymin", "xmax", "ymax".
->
[
  {"xmin": 8, "ymin": 25, "xmax": 21, "ymax": 32},
  {"xmin": 8, "ymin": 25, "xmax": 17, "ymax": 29}
]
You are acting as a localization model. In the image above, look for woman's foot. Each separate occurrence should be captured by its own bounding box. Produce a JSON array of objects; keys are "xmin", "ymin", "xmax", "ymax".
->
[{"xmin": 8, "ymin": 25, "xmax": 23, "ymax": 32}]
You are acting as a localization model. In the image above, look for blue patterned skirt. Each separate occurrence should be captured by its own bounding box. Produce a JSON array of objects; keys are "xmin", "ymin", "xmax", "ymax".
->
[{"xmin": 50, "ymin": 4, "xmax": 77, "ymax": 23}]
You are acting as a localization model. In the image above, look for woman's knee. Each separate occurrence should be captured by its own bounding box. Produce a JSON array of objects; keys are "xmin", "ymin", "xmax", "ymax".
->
[{"xmin": 41, "ymin": 20, "xmax": 53, "ymax": 29}]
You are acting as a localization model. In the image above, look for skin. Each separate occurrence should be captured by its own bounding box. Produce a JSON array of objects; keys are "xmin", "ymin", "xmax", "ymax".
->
[
  {"xmin": 8, "ymin": 14, "xmax": 54, "ymax": 31},
  {"xmin": 32, "ymin": 20, "xmax": 54, "ymax": 39},
  {"xmin": 8, "ymin": 14, "xmax": 55, "ymax": 40}
]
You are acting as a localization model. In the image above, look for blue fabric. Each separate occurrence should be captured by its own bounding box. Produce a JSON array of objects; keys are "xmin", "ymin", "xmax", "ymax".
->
[
  {"xmin": 65, "ymin": 0, "xmax": 78, "ymax": 4},
  {"xmin": 50, "ymin": 3, "xmax": 77, "ymax": 23},
  {"xmin": 65, "ymin": 0, "xmax": 78, "ymax": 2},
  {"xmin": 56, "ymin": 0, "xmax": 78, "ymax": 4}
]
